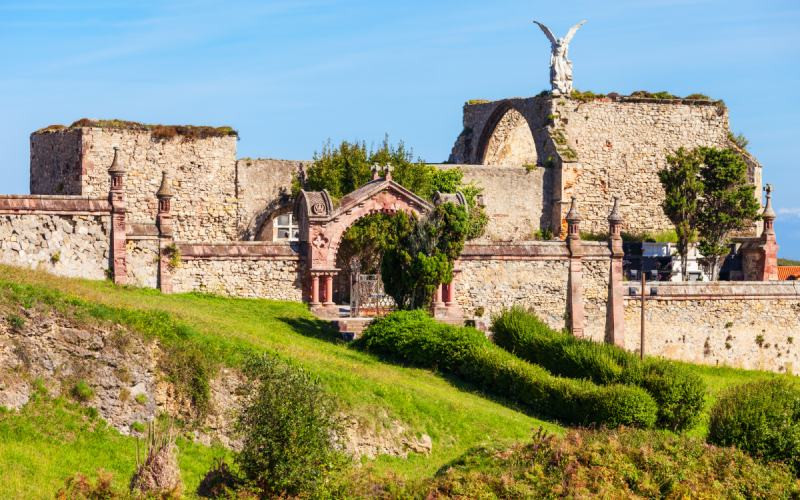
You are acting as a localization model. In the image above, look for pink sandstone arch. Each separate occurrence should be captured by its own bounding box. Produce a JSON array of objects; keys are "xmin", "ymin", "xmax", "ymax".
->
[{"xmin": 295, "ymin": 176, "xmax": 434, "ymax": 313}]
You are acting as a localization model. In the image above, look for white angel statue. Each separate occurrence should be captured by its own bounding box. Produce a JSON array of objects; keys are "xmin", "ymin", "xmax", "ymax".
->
[{"xmin": 533, "ymin": 20, "xmax": 587, "ymax": 95}]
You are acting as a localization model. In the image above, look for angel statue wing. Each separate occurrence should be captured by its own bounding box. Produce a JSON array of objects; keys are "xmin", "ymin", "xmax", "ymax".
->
[
  {"xmin": 532, "ymin": 20, "xmax": 557, "ymax": 46},
  {"xmin": 563, "ymin": 20, "xmax": 587, "ymax": 44}
]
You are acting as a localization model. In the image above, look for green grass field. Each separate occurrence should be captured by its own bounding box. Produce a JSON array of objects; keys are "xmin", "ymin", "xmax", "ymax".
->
[{"xmin": 0, "ymin": 264, "xmax": 786, "ymax": 497}]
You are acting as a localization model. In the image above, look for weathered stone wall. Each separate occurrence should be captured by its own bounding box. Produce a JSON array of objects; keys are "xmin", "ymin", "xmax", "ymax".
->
[
  {"xmin": 456, "ymin": 242, "xmax": 570, "ymax": 330},
  {"xmin": 623, "ymin": 282, "xmax": 800, "ymax": 373},
  {"xmin": 582, "ymin": 244, "xmax": 612, "ymax": 342},
  {"xmin": 556, "ymin": 98, "xmax": 732, "ymax": 234},
  {"xmin": 0, "ymin": 212, "xmax": 110, "ymax": 280},
  {"xmin": 171, "ymin": 243, "xmax": 302, "ymax": 300},
  {"xmin": 236, "ymin": 158, "xmax": 308, "ymax": 240},
  {"xmin": 437, "ymin": 164, "xmax": 552, "ymax": 242},
  {"xmin": 30, "ymin": 129, "xmax": 83, "ymax": 195},
  {"xmin": 126, "ymin": 238, "xmax": 159, "ymax": 289},
  {"xmin": 31, "ymin": 127, "xmax": 239, "ymax": 242},
  {"xmin": 449, "ymin": 96, "xmax": 761, "ymax": 237},
  {"xmin": 449, "ymin": 97, "xmax": 553, "ymax": 165}
]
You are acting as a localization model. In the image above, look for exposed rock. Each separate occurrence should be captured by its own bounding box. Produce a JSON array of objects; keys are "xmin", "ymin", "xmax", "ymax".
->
[{"xmin": 339, "ymin": 413, "xmax": 433, "ymax": 460}]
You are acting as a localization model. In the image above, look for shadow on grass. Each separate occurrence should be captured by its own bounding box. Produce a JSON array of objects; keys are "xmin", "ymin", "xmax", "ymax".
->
[{"xmin": 278, "ymin": 316, "xmax": 345, "ymax": 345}]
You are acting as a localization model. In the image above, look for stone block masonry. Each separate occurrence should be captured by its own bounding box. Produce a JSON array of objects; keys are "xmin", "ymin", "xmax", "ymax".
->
[
  {"xmin": 439, "ymin": 165, "xmax": 552, "ymax": 243},
  {"xmin": 623, "ymin": 282, "xmax": 800, "ymax": 373},
  {"xmin": 236, "ymin": 158, "xmax": 309, "ymax": 240},
  {"xmin": 449, "ymin": 95, "xmax": 760, "ymax": 237},
  {"xmin": 0, "ymin": 207, "xmax": 111, "ymax": 280},
  {"xmin": 32, "ymin": 126, "xmax": 239, "ymax": 243},
  {"xmin": 171, "ymin": 243, "xmax": 303, "ymax": 301}
]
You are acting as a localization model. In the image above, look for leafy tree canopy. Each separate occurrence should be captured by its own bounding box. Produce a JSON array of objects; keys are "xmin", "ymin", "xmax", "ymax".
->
[
  {"xmin": 382, "ymin": 203, "xmax": 470, "ymax": 310},
  {"xmin": 295, "ymin": 137, "xmax": 487, "ymax": 239}
]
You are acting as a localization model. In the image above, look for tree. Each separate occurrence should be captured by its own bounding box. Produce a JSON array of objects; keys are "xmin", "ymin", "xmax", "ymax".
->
[
  {"xmin": 382, "ymin": 203, "xmax": 469, "ymax": 310},
  {"xmin": 696, "ymin": 147, "xmax": 760, "ymax": 279},
  {"xmin": 297, "ymin": 138, "xmax": 488, "ymax": 239},
  {"xmin": 235, "ymin": 355, "xmax": 346, "ymax": 497},
  {"xmin": 659, "ymin": 148, "xmax": 703, "ymax": 281}
]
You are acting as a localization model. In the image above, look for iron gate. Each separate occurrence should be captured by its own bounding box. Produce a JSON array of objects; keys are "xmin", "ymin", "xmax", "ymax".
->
[{"xmin": 350, "ymin": 273, "xmax": 395, "ymax": 317}]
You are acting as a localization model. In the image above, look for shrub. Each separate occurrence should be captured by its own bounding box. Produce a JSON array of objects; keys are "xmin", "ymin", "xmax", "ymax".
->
[
  {"xmin": 71, "ymin": 380, "xmax": 94, "ymax": 402},
  {"xmin": 708, "ymin": 379, "xmax": 800, "ymax": 474},
  {"xmin": 355, "ymin": 311, "xmax": 657, "ymax": 428},
  {"xmin": 56, "ymin": 470, "xmax": 123, "ymax": 499},
  {"xmin": 159, "ymin": 342, "xmax": 213, "ymax": 419},
  {"xmin": 420, "ymin": 428, "xmax": 800, "ymax": 498},
  {"xmin": 235, "ymin": 354, "xmax": 347, "ymax": 498},
  {"xmin": 491, "ymin": 307, "xmax": 705, "ymax": 430},
  {"xmin": 7, "ymin": 313, "xmax": 25, "ymax": 330}
]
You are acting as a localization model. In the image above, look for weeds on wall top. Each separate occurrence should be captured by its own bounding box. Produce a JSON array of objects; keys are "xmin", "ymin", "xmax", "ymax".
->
[{"xmin": 35, "ymin": 119, "xmax": 239, "ymax": 142}]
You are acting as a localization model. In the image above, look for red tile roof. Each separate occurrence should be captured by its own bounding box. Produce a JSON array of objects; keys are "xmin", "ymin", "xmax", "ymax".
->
[{"xmin": 778, "ymin": 266, "xmax": 800, "ymax": 280}]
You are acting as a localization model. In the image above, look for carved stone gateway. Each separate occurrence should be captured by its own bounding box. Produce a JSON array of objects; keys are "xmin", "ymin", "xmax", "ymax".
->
[{"xmin": 533, "ymin": 20, "xmax": 586, "ymax": 96}]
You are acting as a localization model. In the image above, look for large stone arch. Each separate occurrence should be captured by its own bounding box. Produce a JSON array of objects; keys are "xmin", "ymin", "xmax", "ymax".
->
[
  {"xmin": 295, "ymin": 177, "xmax": 434, "ymax": 314},
  {"xmin": 477, "ymin": 102, "xmax": 538, "ymax": 166}
]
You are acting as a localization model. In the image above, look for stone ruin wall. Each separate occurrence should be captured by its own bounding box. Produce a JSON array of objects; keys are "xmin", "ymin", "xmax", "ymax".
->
[
  {"xmin": 171, "ymin": 243, "xmax": 303, "ymax": 301},
  {"xmin": 0, "ymin": 210, "xmax": 110, "ymax": 281},
  {"xmin": 622, "ymin": 282, "xmax": 800, "ymax": 373},
  {"xmin": 557, "ymin": 98, "xmax": 734, "ymax": 234},
  {"xmin": 30, "ymin": 129, "xmax": 84, "ymax": 195},
  {"xmin": 126, "ymin": 239, "xmax": 159, "ymax": 289},
  {"xmin": 438, "ymin": 165, "xmax": 550, "ymax": 242},
  {"xmin": 31, "ymin": 128, "xmax": 239, "ymax": 242},
  {"xmin": 236, "ymin": 158, "xmax": 309, "ymax": 240},
  {"xmin": 448, "ymin": 96, "xmax": 761, "ymax": 237}
]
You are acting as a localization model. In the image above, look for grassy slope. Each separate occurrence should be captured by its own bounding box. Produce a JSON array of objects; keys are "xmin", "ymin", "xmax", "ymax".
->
[
  {"xmin": 0, "ymin": 265, "xmax": 552, "ymax": 497},
  {"xmin": 0, "ymin": 264, "xmax": 785, "ymax": 496},
  {"xmin": 0, "ymin": 395, "xmax": 225, "ymax": 497}
]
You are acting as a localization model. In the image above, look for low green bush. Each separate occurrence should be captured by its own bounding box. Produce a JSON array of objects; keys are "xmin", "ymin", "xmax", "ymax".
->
[
  {"xmin": 491, "ymin": 307, "xmax": 705, "ymax": 430},
  {"xmin": 234, "ymin": 354, "xmax": 348, "ymax": 498},
  {"xmin": 708, "ymin": 379, "xmax": 800, "ymax": 475},
  {"xmin": 355, "ymin": 311, "xmax": 657, "ymax": 428},
  {"xmin": 70, "ymin": 380, "xmax": 94, "ymax": 402}
]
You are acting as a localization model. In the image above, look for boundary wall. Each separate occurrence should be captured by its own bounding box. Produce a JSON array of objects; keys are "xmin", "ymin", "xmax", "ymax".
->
[{"xmin": 0, "ymin": 161, "xmax": 792, "ymax": 373}]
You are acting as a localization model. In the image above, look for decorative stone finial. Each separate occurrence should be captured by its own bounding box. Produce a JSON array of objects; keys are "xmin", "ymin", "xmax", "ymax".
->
[
  {"xmin": 371, "ymin": 164, "xmax": 380, "ymax": 181},
  {"xmin": 385, "ymin": 164, "xmax": 393, "ymax": 181},
  {"xmin": 763, "ymin": 184, "xmax": 776, "ymax": 219},
  {"xmin": 108, "ymin": 147, "xmax": 125, "ymax": 174},
  {"xmin": 157, "ymin": 171, "xmax": 173, "ymax": 199},
  {"xmin": 565, "ymin": 196, "xmax": 581, "ymax": 222},
  {"xmin": 608, "ymin": 196, "xmax": 622, "ymax": 223}
]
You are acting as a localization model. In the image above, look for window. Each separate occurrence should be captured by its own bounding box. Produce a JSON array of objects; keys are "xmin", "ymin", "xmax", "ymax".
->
[{"xmin": 275, "ymin": 213, "xmax": 299, "ymax": 241}]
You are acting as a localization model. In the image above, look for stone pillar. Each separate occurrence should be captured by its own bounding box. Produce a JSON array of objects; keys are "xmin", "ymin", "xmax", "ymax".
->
[
  {"xmin": 606, "ymin": 196, "xmax": 625, "ymax": 347},
  {"xmin": 108, "ymin": 147, "xmax": 127, "ymax": 285},
  {"xmin": 323, "ymin": 273, "xmax": 334, "ymax": 306},
  {"xmin": 156, "ymin": 171, "xmax": 174, "ymax": 294},
  {"xmin": 565, "ymin": 197, "xmax": 584, "ymax": 337},
  {"xmin": 434, "ymin": 283, "xmax": 444, "ymax": 307},
  {"xmin": 760, "ymin": 185, "xmax": 779, "ymax": 281},
  {"xmin": 310, "ymin": 274, "xmax": 321, "ymax": 305}
]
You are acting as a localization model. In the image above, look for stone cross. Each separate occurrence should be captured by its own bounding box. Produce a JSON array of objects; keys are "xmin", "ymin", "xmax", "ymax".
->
[{"xmin": 533, "ymin": 20, "xmax": 587, "ymax": 96}]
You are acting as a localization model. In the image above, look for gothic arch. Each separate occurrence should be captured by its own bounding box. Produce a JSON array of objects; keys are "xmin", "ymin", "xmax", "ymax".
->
[{"xmin": 477, "ymin": 102, "xmax": 538, "ymax": 166}]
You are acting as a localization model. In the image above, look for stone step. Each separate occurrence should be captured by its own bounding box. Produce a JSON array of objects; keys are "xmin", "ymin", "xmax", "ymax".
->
[{"xmin": 332, "ymin": 317, "xmax": 374, "ymax": 341}]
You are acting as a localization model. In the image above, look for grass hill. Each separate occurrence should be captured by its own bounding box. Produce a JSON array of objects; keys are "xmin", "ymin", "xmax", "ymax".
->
[{"xmin": 0, "ymin": 264, "xmax": 787, "ymax": 497}]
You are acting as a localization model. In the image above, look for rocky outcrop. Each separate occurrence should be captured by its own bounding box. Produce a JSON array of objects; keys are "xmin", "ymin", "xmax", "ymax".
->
[{"xmin": 0, "ymin": 306, "xmax": 433, "ymax": 459}]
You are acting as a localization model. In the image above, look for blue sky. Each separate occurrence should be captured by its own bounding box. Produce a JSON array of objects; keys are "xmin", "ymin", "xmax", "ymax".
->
[{"xmin": 2, "ymin": 0, "xmax": 799, "ymax": 256}]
